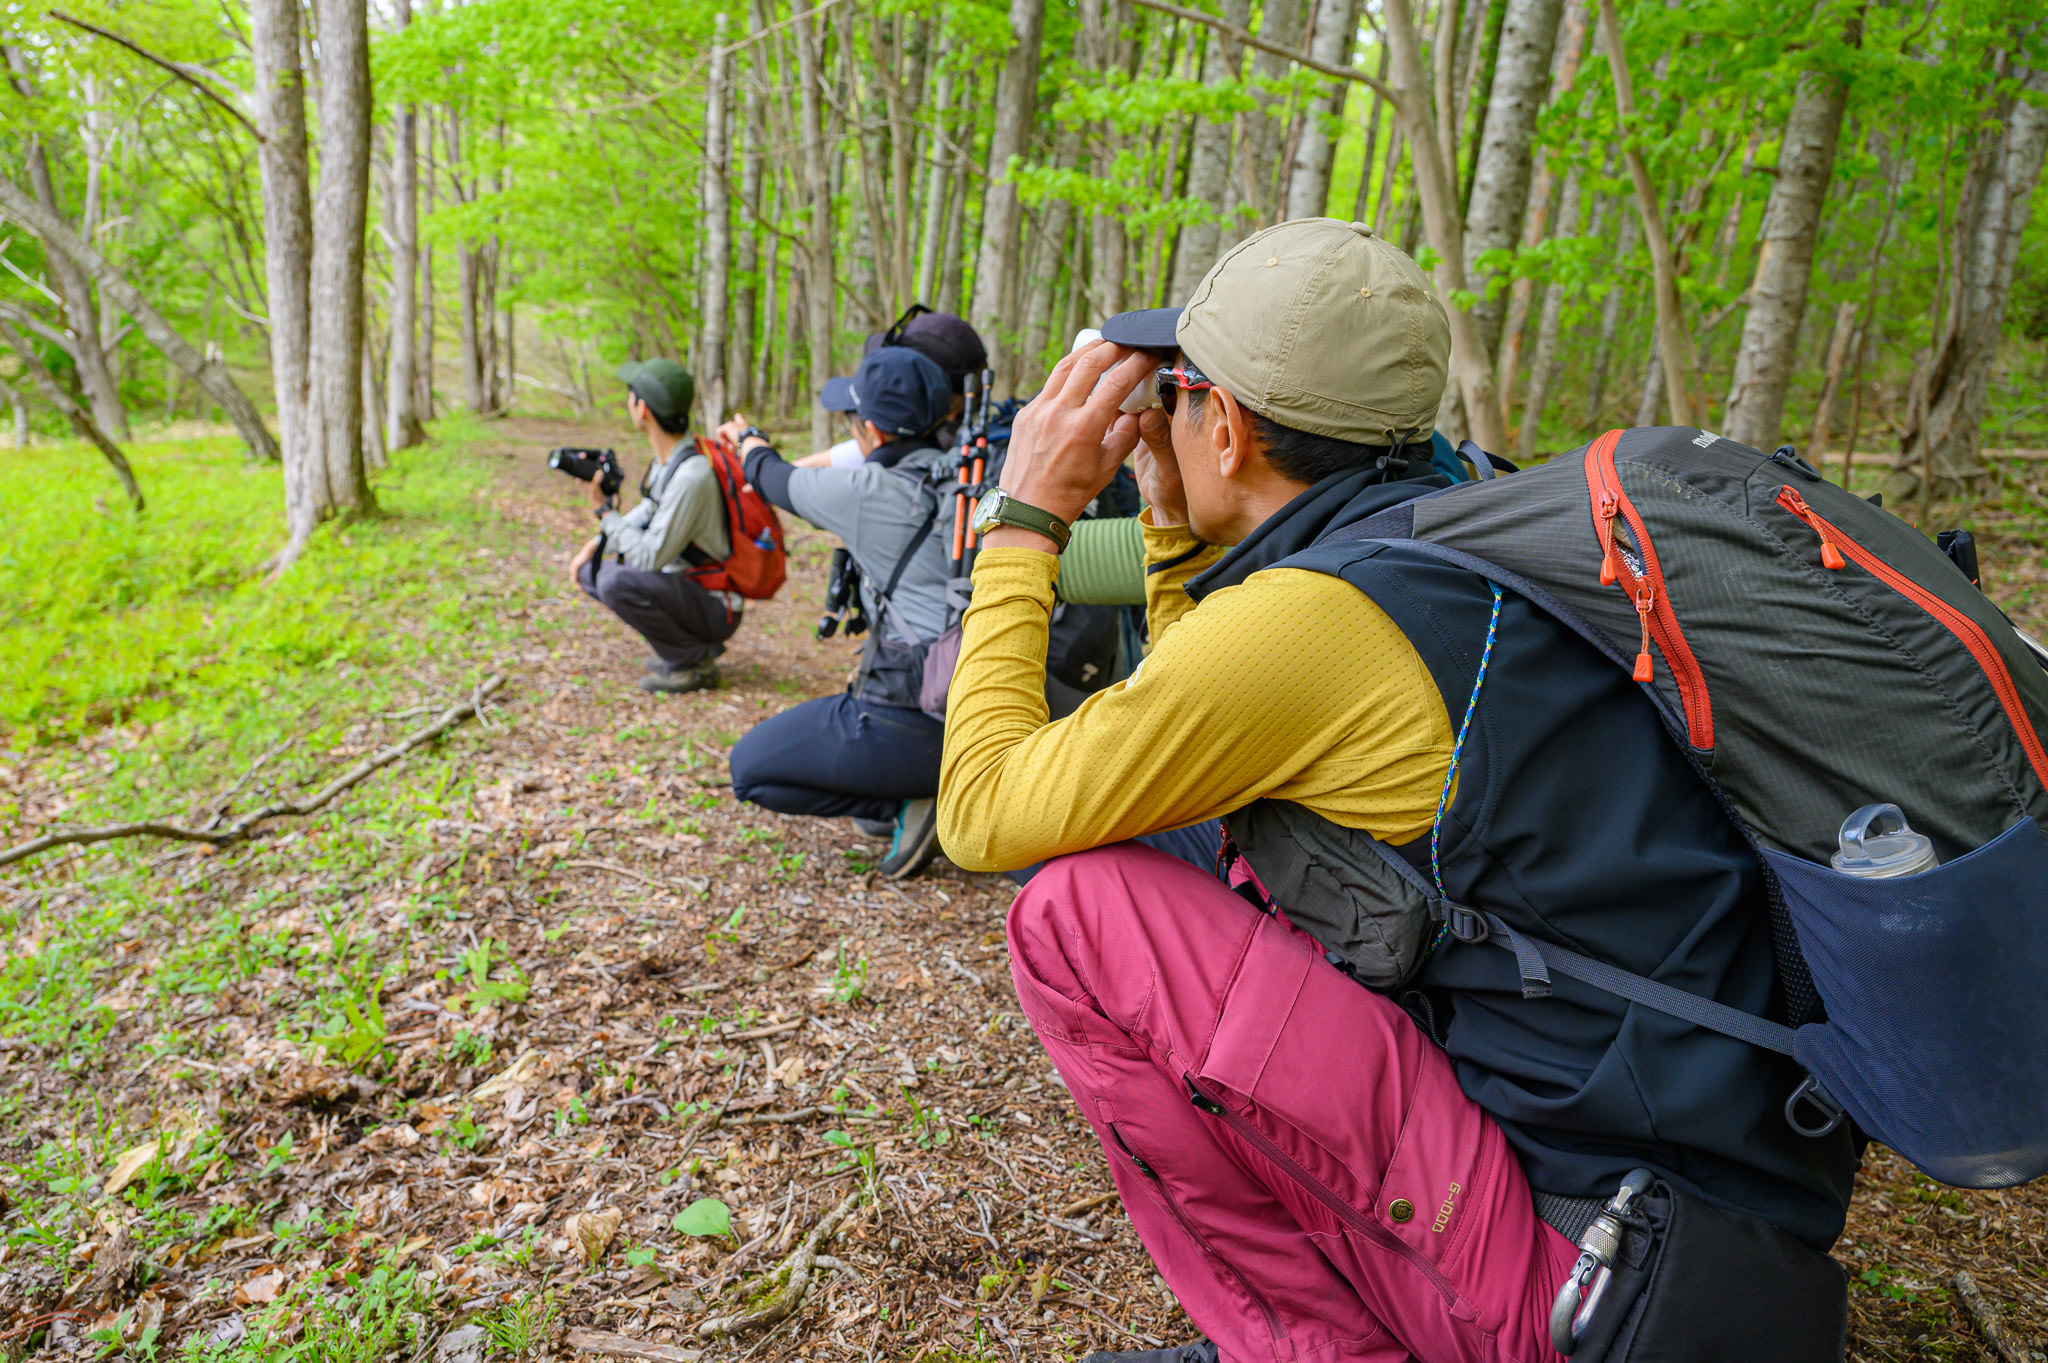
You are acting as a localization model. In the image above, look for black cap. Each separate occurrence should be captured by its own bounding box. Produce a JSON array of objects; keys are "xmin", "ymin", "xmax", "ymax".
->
[
  {"xmin": 820, "ymin": 346, "xmax": 951, "ymax": 437},
  {"xmin": 1098, "ymin": 307, "xmax": 1183, "ymax": 351},
  {"xmin": 861, "ymin": 309, "xmax": 989, "ymax": 394}
]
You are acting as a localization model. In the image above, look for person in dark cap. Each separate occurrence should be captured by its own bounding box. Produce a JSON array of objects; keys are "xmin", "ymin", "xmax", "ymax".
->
[
  {"xmin": 567, "ymin": 359, "xmax": 741, "ymax": 694},
  {"xmin": 797, "ymin": 306, "xmax": 989, "ymax": 469},
  {"xmin": 711, "ymin": 346, "xmax": 956, "ymax": 877}
]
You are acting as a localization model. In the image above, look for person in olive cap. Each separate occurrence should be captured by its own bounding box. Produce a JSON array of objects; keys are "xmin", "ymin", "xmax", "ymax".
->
[
  {"xmin": 568, "ymin": 358, "xmax": 741, "ymax": 694},
  {"xmin": 711, "ymin": 346, "xmax": 956, "ymax": 877},
  {"xmin": 936, "ymin": 220, "xmax": 1857, "ymax": 1363}
]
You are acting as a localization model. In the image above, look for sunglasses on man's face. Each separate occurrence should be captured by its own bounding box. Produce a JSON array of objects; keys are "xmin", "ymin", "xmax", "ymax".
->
[{"xmin": 1155, "ymin": 362, "xmax": 1215, "ymax": 418}]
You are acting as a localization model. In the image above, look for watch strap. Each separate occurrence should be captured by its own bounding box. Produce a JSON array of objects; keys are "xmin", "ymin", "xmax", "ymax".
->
[{"xmin": 984, "ymin": 491, "xmax": 1071, "ymax": 551}]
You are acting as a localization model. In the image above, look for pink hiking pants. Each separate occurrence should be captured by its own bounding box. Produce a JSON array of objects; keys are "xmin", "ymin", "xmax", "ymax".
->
[{"xmin": 1008, "ymin": 844, "xmax": 1577, "ymax": 1363}]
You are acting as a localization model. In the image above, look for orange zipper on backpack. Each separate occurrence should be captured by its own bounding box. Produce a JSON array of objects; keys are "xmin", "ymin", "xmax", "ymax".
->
[
  {"xmin": 1776, "ymin": 485, "xmax": 2048, "ymax": 789},
  {"xmin": 1583, "ymin": 430, "xmax": 1715, "ymax": 750}
]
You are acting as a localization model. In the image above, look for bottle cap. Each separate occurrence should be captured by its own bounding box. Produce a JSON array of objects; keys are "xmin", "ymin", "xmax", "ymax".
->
[{"xmin": 1831, "ymin": 803, "xmax": 1938, "ymax": 878}]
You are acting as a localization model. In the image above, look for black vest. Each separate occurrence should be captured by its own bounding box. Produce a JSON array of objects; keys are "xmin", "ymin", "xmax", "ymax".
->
[{"xmin": 1195, "ymin": 467, "xmax": 1860, "ymax": 1251}]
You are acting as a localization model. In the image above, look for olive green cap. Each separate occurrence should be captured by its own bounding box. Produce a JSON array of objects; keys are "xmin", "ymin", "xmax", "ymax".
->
[
  {"xmin": 1176, "ymin": 218, "xmax": 1450, "ymax": 444},
  {"xmin": 615, "ymin": 358, "xmax": 696, "ymax": 425}
]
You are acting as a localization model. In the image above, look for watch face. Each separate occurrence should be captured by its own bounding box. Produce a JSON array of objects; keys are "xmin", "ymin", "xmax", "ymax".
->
[{"xmin": 972, "ymin": 489, "xmax": 1006, "ymax": 534}]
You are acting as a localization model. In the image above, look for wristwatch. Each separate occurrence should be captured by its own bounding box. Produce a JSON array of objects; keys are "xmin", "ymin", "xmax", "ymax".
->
[{"xmin": 972, "ymin": 488, "xmax": 1071, "ymax": 551}]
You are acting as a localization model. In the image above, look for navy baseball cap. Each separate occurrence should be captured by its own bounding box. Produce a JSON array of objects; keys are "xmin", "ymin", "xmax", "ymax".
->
[{"xmin": 820, "ymin": 346, "xmax": 951, "ymax": 437}]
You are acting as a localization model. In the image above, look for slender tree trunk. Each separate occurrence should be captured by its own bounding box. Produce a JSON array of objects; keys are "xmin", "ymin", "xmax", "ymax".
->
[
  {"xmin": 1373, "ymin": 121, "xmax": 1405, "ymax": 233},
  {"xmin": 732, "ymin": 47, "xmax": 763, "ymax": 413},
  {"xmin": 1351, "ymin": 49, "xmax": 1392, "ymax": 222},
  {"xmin": 418, "ymin": 116, "xmax": 437, "ymax": 420},
  {"xmin": 1172, "ymin": 0, "xmax": 1250, "ymax": 299},
  {"xmin": 914, "ymin": 45, "xmax": 956, "ymax": 306},
  {"xmin": 1722, "ymin": 9, "xmax": 1860, "ymax": 451},
  {"xmin": 1892, "ymin": 65, "xmax": 2048, "ymax": 498},
  {"xmin": 1463, "ymin": 0, "xmax": 1564, "ymax": 360},
  {"xmin": 1516, "ymin": 168, "xmax": 1581, "ymax": 459},
  {"xmin": 1022, "ymin": 130, "xmax": 1080, "ymax": 383},
  {"xmin": 361, "ymin": 330, "xmax": 388, "ymax": 468},
  {"xmin": 970, "ymin": 0, "xmax": 1046, "ymax": 391},
  {"xmin": 1382, "ymin": 0, "xmax": 1508, "ymax": 451},
  {"xmin": 1583, "ymin": 191, "xmax": 1628, "ymax": 425},
  {"xmin": 1497, "ymin": 0, "xmax": 1586, "ymax": 420},
  {"xmin": 698, "ymin": 13, "xmax": 732, "ymax": 425},
  {"xmin": 1805, "ymin": 299, "xmax": 1857, "ymax": 461},
  {"xmin": 7, "ymin": 122, "xmax": 127, "ymax": 441},
  {"xmin": 381, "ymin": 0, "xmax": 424, "ymax": 450},
  {"xmin": 0, "ymin": 179, "xmax": 279, "ymax": 463},
  {"xmin": 1284, "ymin": 0, "xmax": 1360, "ymax": 220},
  {"xmin": 1234, "ymin": 0, "xmax": 1308, "ymax": 233},
  {"xmin": 796, "ymin": 2, "xmax": 836, "ymax": 449},
  {"xmin": 0, "ymin": 315, "xmax": 139, "ymax": 508},
  {"xmin": 301, "ymin": 0, "xmax": 374, "ymax": 542},
  {"xmin": 1596, "ymin": 0, "xmax": 1694, "ymax": 427}
]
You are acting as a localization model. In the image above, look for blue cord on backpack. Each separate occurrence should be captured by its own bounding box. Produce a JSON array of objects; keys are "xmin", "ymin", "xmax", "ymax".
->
[{"xmin": 1429, "ymin": 585, "xmax": 1504, "ymax": 942}]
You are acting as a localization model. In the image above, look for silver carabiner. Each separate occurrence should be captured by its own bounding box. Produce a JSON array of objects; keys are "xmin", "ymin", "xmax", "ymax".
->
[{"xmin": 1548, "ymin": 1169, "xmax": 1655, "ymax": 1355}]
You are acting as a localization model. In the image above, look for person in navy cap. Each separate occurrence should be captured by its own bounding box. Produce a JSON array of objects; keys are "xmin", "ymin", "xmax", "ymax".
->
[{"xmin": 712, "ymin": 346, "xmax": 957, "ymax": 878}]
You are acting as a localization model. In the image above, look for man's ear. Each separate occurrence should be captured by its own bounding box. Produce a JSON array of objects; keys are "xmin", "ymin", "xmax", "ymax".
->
[{"xmin": 1212, "ymin": 388, "xmax": 1257, "ymax": 480}]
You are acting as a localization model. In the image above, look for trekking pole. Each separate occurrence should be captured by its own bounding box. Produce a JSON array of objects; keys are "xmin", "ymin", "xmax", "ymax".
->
[
  {"xmin": 964, "ymin": 366, "xmax": 995, "ymax": 564},
  {"xmin": 951, "ymin": 371, "xmax": 981, "ymax": 581}
]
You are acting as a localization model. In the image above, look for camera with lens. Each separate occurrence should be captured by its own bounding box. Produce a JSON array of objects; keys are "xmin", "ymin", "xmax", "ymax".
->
[{"xmin": 548, "ymin": 446, "xmax": 625, "ymax": 499}]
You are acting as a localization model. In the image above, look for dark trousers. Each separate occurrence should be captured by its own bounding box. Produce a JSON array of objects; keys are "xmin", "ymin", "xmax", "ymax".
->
[
  {"xmin": 730, "ymin": 692, "xmax": 944, "ymax": 823},
  {"xmin": 579, "ymin": 558, "xmax": 739, "ymax": 670}
]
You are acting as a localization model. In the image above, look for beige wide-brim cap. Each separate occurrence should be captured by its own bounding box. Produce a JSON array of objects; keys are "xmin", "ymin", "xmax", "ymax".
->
[{"xmin": 1176, "ymin": 218, "xmax": 1450, "ymax": 444}]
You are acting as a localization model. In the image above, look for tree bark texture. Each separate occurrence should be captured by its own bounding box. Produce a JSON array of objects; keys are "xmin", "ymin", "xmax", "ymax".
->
[
  {"xmin": 1805, "ymin": 299, "xmax": 1858, "ymax": 461},
  {"xmin": 1171, "ymin": 0, "xmax": 1250, "ymax": 300},
  {"xmin": 914, "ymin": 46, "xmax": 956, "ymax": 306},
  {"xmin": 0, "ymin": 177, "xmax": 279, "ymax": 464},
  {"xmin": 1382, "ymin": 0, "xmax": 1507, "ymax": 452},
  {"xmin": 1893, "ymin": 65, "xmax": 2048, "ymax": 494},
  {"xmin": 796, "ymin": 4, "xmax": 836, "ymax": 449},
  {"xmin": 699, "ymin": 13, "xmax": 733, "ymax": 426},
  {"xmin": 970, "ymin": 0, "xmax": 1046, "ymax": 391},
  {"xmin": 1596, "ymin": 0, "xmax": 1695, "ymax": 427},
  {"xmin": 1234, "ymin": 0, "xmax": 1307, "ymax": 233},
  {"xmin": 1283, "ymin": 0, "xmax": 1361, "ymax": 221},
  {"xmin": 1516, "ymin": 167, "xmax": 1581, "ymax": 458},
  {"xmin": 1721, "ymin": 12, "xmax": 1859, "ymax": 452},
  {"xmin": 732, "ymin": 46, "xmax": 764, "ymax": 413},
  {"xmin": 0, "ymin": 313, "xmax": 139, "ymax": 506},
  {"xmin": 1495, "ymin": 0, "xmax": 1587, "ymax": 419},
  {"xmin": 1462, "ymin": 0, "xmax": 1564, "ymax": 362},
  {"xmin": 300, "ymin": 0, "xmax": 376, "ymax": 547}
]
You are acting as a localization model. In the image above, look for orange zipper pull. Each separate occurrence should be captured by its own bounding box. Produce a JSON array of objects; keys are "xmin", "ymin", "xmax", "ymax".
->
[
  {"xmin": 1632, "ymin": 586, "xmax": 1656, "ymax": 682},
  {"xmin": 1598, "ymin": 491, "xmax": 1621, "ymax": 586},
  {"xmin": 1778, "ymin": 487, "xmax": 1846, "ymax": 570}
]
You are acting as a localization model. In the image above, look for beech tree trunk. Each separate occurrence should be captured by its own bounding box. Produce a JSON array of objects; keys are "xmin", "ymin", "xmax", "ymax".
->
[
  {"xmin": 1382, "ymin": 0, "xmax": 1508, "ymax": 452},
  {"xmin": 1283, "ymin": 0, "xmax": 1360, "ymax": 221},
  {"xmin": 1892, "ymin": 65, "xmax": 2048, "ymax": 498},
  {"xmin": 1171, "ymin": 0, "xmax": 1250, "ymax": 300},
  {"xmin": 299, "ymin": 0, "xmax": 375, "ymax": 547},
  {"xmin": 1234, "ymin": 0, "xmax": 1308, "ymax": 233},
  {"xmin": 0, "ymin": 178, "xmax": 279, "ymax": 463},
  {"xmin": 1496, "ymin": 0, "xmax": 1587, "ymax": 420},
  {"xmin": 1722, "ymin": 10, "xmax": 1859, "ymax": 452},
  {"xmin": 383, "ymin": 0, "xmax": 424, "ymax": 450},
  {"xmin": 1517, "ymin": 168, "xmax": 1582, "ymax": 459},
  {"xmin": 970, "ymin": 0, "xmax": 1046, "ymax": 391},
  {"xmin": 913, "ymin": 45, "xmax": 956, "ymax": 306},
  {"xmin": 699, "ymin": 13, "xmax": 732, "ymax": 426},
  {"xmin": 1805, "ymin": 299, "xmax": 1858, "ymax": 461},
  {"xmin": 796, "ymin": 3, "xmax": 836, "ymax": 449},
  {"xmin": 418, "ymin": 117, "xmax": 437, "ymax": 420},
  {"xmin": 0, "ymin": 313, "xmax": 139, "ymax": 508},
  {"xmin": 1597, "ymin": 0, "xmax": 1695, "ymax": 427},
  {"xmin": 1584, "ymin": 192, "xmax": 1631, "ymax": 425},
  {"xmin": 731, "ymin": 44, "xmax": 763, "ymax": 413}
]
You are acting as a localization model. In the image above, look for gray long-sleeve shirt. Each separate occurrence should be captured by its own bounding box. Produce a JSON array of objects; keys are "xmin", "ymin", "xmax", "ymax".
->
[{"xmin": 598, "ymin": 438, "xmax": 730, "ymax": 573}]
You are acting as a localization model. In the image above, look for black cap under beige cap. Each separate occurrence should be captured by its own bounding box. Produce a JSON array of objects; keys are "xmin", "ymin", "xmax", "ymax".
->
[{"xmin": 1105, "ymin": 218, "xmax": 1450, "ymax": 444}]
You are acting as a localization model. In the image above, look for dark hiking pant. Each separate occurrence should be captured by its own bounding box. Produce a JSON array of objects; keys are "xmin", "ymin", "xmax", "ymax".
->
[
  {"xmin": 730, "ymin": 692, "xmax": 944, "ymax": 823},
  {"xmin": 578, "ymin": 558, "xmax": 739, "ymax": 671}
]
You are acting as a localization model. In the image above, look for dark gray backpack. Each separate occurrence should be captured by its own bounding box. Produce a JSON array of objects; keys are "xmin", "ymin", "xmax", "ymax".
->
[{"xmin": 1329, "ymin": 426, "xmax": 2048, "ymax": 1190}]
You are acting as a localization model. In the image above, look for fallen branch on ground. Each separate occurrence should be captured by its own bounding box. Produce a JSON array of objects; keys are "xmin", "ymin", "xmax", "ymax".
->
[
  {"xmin": 1952, "ymin": 1270, "xmax": 2039, "ymax": 1363},
  {"xmin": 696, "ymin": 1191, "xmax": 863, "ymax": 1339},
  {"xmin": 0, "ymin": 676, "xmax": 505, "ymax": 868}
]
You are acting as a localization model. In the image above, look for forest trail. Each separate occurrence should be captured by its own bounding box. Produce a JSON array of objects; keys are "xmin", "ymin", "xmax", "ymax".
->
[{"xmin": 3, "ymin": 425, "xmax": 2045, "ymax": 1361}]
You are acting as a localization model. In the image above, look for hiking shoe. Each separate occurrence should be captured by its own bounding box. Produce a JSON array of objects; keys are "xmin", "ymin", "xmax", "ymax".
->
[
  {"xmin": 878, "ymin": 797, "xmax": 939, "ymax": 879},
  {"xmin": 1080, "ymin": 1341, "xmax": 1219, "ymax": 1363},
  {"xmin": 638, "ymin": 661, "xmax": 720, "ymax": 694},
  {"xmin": 850, "ymin": 816, "xmax": 896, "ymax": 841}
]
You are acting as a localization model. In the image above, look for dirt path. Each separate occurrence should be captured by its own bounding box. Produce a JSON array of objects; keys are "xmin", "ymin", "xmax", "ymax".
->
[{"xmin": 3, "ymin": 425, "xmax": 2043, "ymax": 1362}]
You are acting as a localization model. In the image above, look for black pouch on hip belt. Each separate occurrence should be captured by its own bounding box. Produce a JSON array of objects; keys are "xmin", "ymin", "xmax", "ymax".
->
[{"xmin": 1550, "ymin": 1171, "xmax": 1848, "ymax": 1363}]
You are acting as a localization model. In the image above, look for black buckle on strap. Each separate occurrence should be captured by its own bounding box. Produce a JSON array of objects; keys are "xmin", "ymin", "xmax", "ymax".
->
[
  {"xmin": 1784, "ymin": 1075, "xmax": 1846, "ymax": 1138},
  {"xmin": 1445, "ymin": 905, "xmax": 1490, "ymax": 944}
]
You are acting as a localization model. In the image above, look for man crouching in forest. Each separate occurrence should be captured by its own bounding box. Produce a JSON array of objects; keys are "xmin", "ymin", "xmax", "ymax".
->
[
  {"xmin": 938, "ymin": 220, "xmax": 1855, "ymax": 1362},
  {"xmin": 569, "ymin": 359, "xmax": 740, "ymax": 694}
]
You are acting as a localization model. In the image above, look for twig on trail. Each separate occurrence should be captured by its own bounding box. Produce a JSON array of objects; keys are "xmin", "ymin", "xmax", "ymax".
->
[
  {"xmin": 196, "ymin": 733, "xmax": 295, "ymax": 829},
  {"xmin": 725, "ymin": 1017, "xmax": 807, "ymax": 1041},
  {"xmin": 564, "ymin": 1328, "xmax": 699, "ymax": 1361},
  {"xmin": 697, "ymin": 1190, "xmax": 864, "ymax": 1339},
  {"xmin": 1060, "ymin": 1189, "xmax": 1123, "ymax": 1219},
  {"xmin": 940, "ymin": 954, "xmax": 985, "ymax": 988},
  {"xmin": 1952, "ymin": 1271, "xmax": 2037, "ymax": 1363},
  {"xmin": 560, "ymin": 859, "xmax": 670, "ymax": 889},
  {"xmin": 0, "ymin": 676, "xmax": 505, "ymax": 868}
]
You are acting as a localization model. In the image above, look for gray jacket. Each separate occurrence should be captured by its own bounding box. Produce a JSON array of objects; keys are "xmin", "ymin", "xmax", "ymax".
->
[
  {"xmin": 598, "ymin": 438, "xmax": 730, "ymax": 573},
  {"xmin": 781, "ymin": 446, "xmax": 955, "ymax": 643}
]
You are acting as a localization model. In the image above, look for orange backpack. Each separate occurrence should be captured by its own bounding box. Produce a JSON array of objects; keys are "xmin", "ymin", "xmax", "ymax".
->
[{"xmin": 687, "ymin": 437, "xmax": 787, "ymax": 600}]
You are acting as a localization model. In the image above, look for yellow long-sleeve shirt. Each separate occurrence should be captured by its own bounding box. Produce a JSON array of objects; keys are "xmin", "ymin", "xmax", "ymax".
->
[{"xmin": 938, "ymin": 516, "xmax": 1456, "ymax": 872}]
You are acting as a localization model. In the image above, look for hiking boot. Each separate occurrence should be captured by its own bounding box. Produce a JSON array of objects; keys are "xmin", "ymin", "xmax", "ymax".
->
[
  {"xmin": 877, "ymin": 797, "xmax": 939, "ymax": 879},
  {"xmin": 1080, "ymin": 1341, "xmax": 1219, "ymax": 1363},
  {"xmin": 638, "ymin": 661, "xmax": 720, "ymax": 695},
  {"xmin": 850, "ymin": 816, "xmax": 896, "ymax": 841}
]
